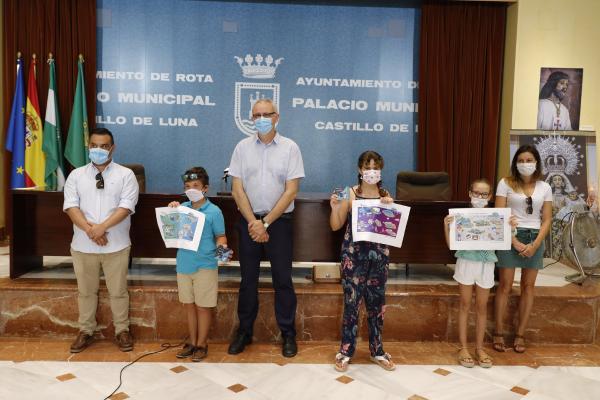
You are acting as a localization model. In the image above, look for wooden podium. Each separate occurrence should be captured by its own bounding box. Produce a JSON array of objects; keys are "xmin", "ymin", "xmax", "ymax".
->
[{"xmin": 9, "ymin": 190, "xmax": 464, "ymax": 279}]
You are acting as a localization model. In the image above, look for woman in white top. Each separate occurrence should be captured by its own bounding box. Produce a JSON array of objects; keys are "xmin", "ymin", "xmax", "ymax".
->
[{"xmin": 493, "ymin": 145, "xmax": 553, "ymax": 354}]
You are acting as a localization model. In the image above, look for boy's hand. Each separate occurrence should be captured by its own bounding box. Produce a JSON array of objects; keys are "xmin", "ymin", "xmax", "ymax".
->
[
  {"xmin": 380, "ymin": 196, "xmax": 394, "ymax": 204},
  {"xmin": 444, "ymin": 215, "xmax": 454, "ymax": 226},
  {"xmin": 216, "ymin": 244, "xmax": 234, "ymax": 262},
  {"xmin": 168, "ymin": 201, "xmax": 180, "ymax": 208}
]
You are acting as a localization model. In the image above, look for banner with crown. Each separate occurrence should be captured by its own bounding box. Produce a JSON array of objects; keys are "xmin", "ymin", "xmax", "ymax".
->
[
  {"xmin": 510, "ymin": 130, "xmax": 597, "ymax": 259},
  {"xmin": 233, "ymin": 54, "xmax": 283, "ymax": 136}
]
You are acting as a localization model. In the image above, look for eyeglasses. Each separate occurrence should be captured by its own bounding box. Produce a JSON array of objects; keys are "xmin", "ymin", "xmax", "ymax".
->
[
  {"xmin": 525, "ymin": 196, "xmax": 533, "ymax": 214},
  {"xmin": 181, "ymin": 173, "xmax": 202, "ymax": 182},
  {"xmin": 251, "ymin": 112, "xmax": 277, "ymax": 120},
  {"xmin": 470, "ymin": 190, "xmax": 489, "ymax": 199},
  {"xmin": 95, "ymin": 172, "xmax": 104, "ymax": 189}
]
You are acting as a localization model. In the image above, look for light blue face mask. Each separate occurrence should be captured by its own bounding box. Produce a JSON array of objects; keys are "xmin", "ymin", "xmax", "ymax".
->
[
  {"xmin": 89, "ymin": 148, "xmax": 111, "ymax": 165},
  {"xmin": 254, "ymin": 117, "xmax": 273, "ymax": 135}
]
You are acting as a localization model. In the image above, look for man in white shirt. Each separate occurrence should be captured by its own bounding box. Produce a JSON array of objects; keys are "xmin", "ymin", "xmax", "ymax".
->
[
  {"xmin": 227, "ymin": 99, "xmax": 305, "ymax": 357},
  {"xmin": 63, "ymin": 128, "xmax": 139, "ymax": 353}
]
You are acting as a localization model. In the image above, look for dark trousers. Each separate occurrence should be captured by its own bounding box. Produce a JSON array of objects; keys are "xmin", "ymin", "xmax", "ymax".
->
[{"xmin": 236, "ymin": 216, "xmax": 297, "ymax": 338}]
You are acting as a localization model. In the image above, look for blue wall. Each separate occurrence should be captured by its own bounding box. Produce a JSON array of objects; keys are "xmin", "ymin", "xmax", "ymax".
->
[{"xmin": 96, "ymin": 0, "xmax": 420, "ymax": 194}]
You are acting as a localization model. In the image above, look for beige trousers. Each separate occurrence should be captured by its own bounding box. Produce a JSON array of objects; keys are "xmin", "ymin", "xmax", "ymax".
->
[{"xmin": 71, "ymin": 246, "xmax": 131, "ymax": 335}]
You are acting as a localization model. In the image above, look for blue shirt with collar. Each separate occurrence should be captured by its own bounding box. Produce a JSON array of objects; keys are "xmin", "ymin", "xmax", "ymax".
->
[{"xmin": 176, "ymin": 199, "xmax": 226, "ymax": 274}]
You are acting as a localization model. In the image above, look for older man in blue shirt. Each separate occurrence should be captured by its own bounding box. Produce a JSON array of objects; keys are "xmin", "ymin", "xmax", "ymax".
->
[{"xmin": 227, "ymin": 98, "xmax": 304, "ymax": 357}]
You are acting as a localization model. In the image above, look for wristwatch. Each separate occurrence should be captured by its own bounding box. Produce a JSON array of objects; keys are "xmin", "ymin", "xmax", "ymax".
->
[{"xmin": 261, "ymin": 218, "xmax": 270, "ymax": 229}]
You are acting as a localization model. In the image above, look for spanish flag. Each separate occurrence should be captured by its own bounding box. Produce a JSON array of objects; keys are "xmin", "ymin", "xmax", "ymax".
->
[{"xmin": 25, "ymin": 54, "xmax": 46, "ymax": 189}]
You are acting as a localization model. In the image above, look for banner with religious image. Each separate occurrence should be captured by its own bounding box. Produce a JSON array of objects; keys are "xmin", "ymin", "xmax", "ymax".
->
[
  {"xmin": 537, "ymin": 68, "xmax": 583, "ymax": 131},
  {"xmin": 509, "ymin": 130, "xmax": 597, "ymax": 259}
]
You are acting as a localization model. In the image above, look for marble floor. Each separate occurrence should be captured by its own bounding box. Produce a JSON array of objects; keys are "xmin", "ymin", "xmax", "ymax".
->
[
  {"xmin": 0, "ymin": 339, "xmax": 600, "ymax": 400},
  {"xmin": 2, "ymin": 246, "xmax": 598, "ymax": 399}
]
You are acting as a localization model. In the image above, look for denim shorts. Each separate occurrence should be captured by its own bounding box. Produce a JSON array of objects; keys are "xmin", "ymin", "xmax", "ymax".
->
[{"xmin": 496, "ymin": 228, "xmax": 544, "ymax": 269}]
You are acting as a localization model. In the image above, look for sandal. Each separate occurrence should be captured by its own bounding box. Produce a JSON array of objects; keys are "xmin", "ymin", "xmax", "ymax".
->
[
  {"xmin": 334, "ymin": 353, "xmax": 350, "ymax": 372},
  {"xmin": 457, "ymin": 348, "xmax": 475, "ymax": 368},
  {"xmin": 492, "ymin": 332, "xmax": 506, "ymax": 352},
  {"xmin": 513, "ymin": 335, "xmax": 526, "ymax": 353},
  {"xmin": 475, "ymin": 348, "xmax": 493, "ymax": 368},
  {"xmin": 370, "ymin": 352, "xmax": 396, "ymax": 371}
]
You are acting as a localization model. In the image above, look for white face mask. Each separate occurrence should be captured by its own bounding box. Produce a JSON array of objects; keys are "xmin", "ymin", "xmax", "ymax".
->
[
  {"xmin": 517, "ymin": 162, "xmax": 537, "ymax": 177},
  {"xmin": 185, "ymin": 189, "xmax": 205, "ymax": 202},
  {"xmin": 470, "ymin": 197, "xmax": 488, "ymax": 208},
  {"xmin": 362, "ymin": 169, "xmax": 381, "ymax": 185}
]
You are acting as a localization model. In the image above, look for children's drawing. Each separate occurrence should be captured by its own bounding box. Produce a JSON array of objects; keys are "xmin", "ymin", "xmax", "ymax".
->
[
  {"xmin": 155, "ymin": 206, "xmax": 205, "ymax": 251},
  {"xmin": 449, "ymin": 208, "xmax": 512, "ymax": 251},
  {"xmin": 352, "ymin": 200, "xmax": 411, "ymax": 248},
  {"xmin": 356, "ymin": 205, "xmax": 402, "ymax": 238}
]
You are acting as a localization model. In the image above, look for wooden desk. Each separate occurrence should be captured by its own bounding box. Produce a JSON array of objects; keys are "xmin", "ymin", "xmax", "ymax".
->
[{"xmin": 10, "ymin": 190, "xmax": 466, "ymax": 278}]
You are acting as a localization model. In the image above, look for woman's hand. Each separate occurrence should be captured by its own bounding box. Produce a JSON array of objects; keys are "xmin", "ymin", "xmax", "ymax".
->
[
  {"xmin": 444, "ymin": 215, "xmax": 454, "ymax": 226},
  {"xmin": 512, "ymin": 238, "xmax": 527, "ymax": 254},
  {"xmin": 509, "ymin": 215, "xmax": 518, "ymax": 228},
  {"xmin": 519, "ymin": 241, "xmax": 539, "ymax": 258},
  {"xmin": 380, "ymin": 196, "xmax": 394, "ymax": 204},
  {"xmin": 168, "ymin": 201, "xmax": 180, "ymax": 208}
]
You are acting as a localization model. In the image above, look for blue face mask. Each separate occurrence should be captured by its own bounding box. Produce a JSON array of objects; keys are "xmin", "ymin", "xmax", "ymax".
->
[
  {"xmin": 254, "ymin": 117, "xmax": 273, "ymax": 135},
  {"xmin": 89, "ymin": 148, "xmax": 111, "ymax": 165}
]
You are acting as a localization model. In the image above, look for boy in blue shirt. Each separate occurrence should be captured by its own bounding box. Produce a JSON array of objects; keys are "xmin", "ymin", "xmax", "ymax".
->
[{"xmin": 167, "ymin": 167, "xmax": 231, "ymax": 361}]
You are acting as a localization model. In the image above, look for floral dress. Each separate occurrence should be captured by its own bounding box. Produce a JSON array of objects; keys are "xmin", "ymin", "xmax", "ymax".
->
[{"xmin": 338, "ymin": 188, "xmax": 390, "ymax": 358}]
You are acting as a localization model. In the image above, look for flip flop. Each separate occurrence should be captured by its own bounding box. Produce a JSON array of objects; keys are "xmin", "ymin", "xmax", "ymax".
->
[{"xmin": 370, "ymin": 352, "xmax": 396, "ymax": 371}]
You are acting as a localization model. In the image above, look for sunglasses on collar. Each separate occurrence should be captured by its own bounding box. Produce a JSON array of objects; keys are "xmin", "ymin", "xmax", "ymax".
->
[{"xmin": 95, "ymin": 173, "xmax": 104, "ymax": 189}]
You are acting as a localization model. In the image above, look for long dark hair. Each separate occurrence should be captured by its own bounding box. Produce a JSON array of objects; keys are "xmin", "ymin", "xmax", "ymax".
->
[
  {"xmin": 356, "ymin": 150, "xmax": 388, "ymax": 197},
  {"xmin": 539, "ymin": 71, "xmax": 569, "ymax": 99},
  {"xmin": 505, "ymin": 144, "xmax": 542, "ymax": 190}
]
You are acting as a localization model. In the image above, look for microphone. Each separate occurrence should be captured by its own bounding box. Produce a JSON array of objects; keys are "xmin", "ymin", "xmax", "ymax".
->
[{"xmin": 219, "ymin": 167, "xmax": 231, "ymax": 195}]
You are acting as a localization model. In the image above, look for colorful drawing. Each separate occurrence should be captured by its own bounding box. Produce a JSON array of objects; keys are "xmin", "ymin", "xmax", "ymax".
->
[
  {"xmin": 356, "ymin": 206, "xmax": 402, "ymax": 238},
  {"xmin": 352, "ymin": 200, "xmax": 411, "ymax": 248},
  {"xmin": 155, "ymin": 206, "xmax": 206, "ymax": 251},
  {"xmin": 454, "ymin": 212, "xmax": 505, "ymax": 242},
  {"xmin": 449, "ymin": 208, "xmax": 512, "ymax": 251},
  {"xmin": 160, "ymin": 212, "xmax": 199, "ymax": 241}
]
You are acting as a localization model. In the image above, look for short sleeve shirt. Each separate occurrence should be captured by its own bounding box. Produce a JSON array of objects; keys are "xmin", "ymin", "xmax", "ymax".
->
[
  {"xmin": 176, "ymin": 199, "xmax": 226, "ymax": 274},
  {"xmin": 496, "ymin": 178, "xmax": 552, "ymax": 229},
  {"xmin": 228, "ymin": 132, "xmax": 304, "ymax": 214}
]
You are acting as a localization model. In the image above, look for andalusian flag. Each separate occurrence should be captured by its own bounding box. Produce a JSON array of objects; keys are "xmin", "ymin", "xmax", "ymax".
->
[
  {"xmin": 42, "ymin": 55, "xmax": 66, "ymax": 190},
  {"xmin": 5, "ymin": 55, "xmax": 26, "ymax": 189},
  {"xmin": 25, "ymin": 54, "xmax": 46, "ymax": 188},
  {"xmin": 64, "ymin": 55, "xmax": 89, "ymax": 168}
]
